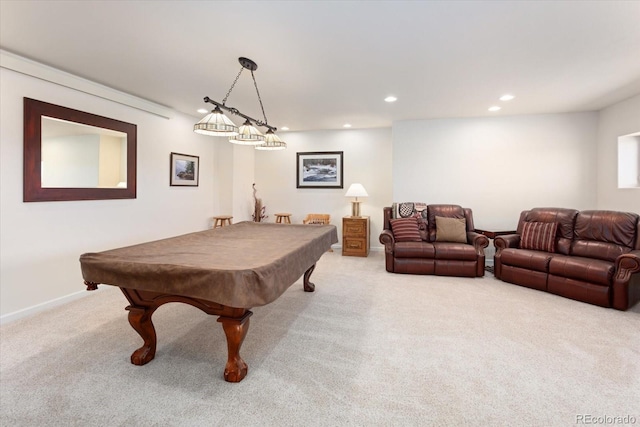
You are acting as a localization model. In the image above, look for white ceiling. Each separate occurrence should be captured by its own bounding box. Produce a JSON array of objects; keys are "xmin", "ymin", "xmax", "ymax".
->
[{"xmin": 1, "ymin": 1, "xmax": 639, "ymax": 132}]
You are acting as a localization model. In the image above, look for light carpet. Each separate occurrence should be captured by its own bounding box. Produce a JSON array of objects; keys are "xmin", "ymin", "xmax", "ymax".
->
[{"xmin": 1, "ymin": 251, "xmax": 639, "ymax": 426}]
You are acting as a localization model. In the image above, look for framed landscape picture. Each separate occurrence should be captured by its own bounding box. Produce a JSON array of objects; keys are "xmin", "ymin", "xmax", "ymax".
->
[
  {"xmin": 296, "ymin": 151, "xmax": 343, "ymax": 189},
  {"xmin": 170, "ymin": 152, "xmax": 199, "ymax": 186}
]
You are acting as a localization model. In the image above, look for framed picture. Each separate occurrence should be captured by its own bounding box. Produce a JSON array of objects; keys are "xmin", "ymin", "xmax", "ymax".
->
[
  {"xmin": 170, "ymin": 152, "xmax": 199, "ymax": 186},
  {"xmin": 297, "ymin": 151, "xmax": 344, "ymax": 189}
]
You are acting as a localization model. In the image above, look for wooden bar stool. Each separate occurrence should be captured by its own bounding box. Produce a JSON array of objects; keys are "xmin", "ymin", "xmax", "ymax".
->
[
  {"xmin": 213, "ymin": 215, "xmax": 233, "ymax": 228},
  {"xmin": 275, "ymin": 213, "xmax": 292, "ymax": 224}
]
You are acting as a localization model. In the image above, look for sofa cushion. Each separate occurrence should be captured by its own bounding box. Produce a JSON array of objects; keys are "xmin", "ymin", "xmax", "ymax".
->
[
  {"xmin": 394, "ymin": 241, "xmax": 435, "ymax": 258},
  {"xmin": 433, "ymin": 242, "xmax": 477, "ymax": 260},
  {"xmin": 500, "ymin": 248, "xmax": 552, "ymax": 273},
  {"xmin": 390, "ymin": 217, "xmax": 422, "ymax": 242},
  {"xmin": 548, "ymin": 255, "xmax": 614, "ymax": 286},
  {"xmin": 571, "ymin": 210, "xmax": 638, "ymax": 262},
  {"xmin": 571, "ymin": 240, "xmax": 630, "ymax": 263},
  {"xmin": 575, "ymin": 210, "xmax": 638, "ymax": 247},
  {"xmin": 435, "ymin": 216, "xmax": 467, "ymax": 243},
  {"xmin": 520, "ymin": 221, "xmax": 557, "ymax": 252}
]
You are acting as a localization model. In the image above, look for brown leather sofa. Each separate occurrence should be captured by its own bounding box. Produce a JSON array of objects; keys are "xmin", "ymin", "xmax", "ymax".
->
[
  {"xmin": 379, "ymin": 204, "xmax": 489, "ymax": 277},
  {"xmin": 494, "ymin": 208, "xmax": 640, "ymax": 310}
]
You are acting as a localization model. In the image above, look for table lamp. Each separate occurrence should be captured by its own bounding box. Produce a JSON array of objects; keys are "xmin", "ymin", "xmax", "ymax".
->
[{"xmin": 345, "ymin": 183, "xmax": 368, "ymax": 217}]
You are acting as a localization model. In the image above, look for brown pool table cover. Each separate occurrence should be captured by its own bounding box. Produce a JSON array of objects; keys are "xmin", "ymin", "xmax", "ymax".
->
[{"xmin": 80, "ymin": 221, "xmax": 338, "ymax": 308}]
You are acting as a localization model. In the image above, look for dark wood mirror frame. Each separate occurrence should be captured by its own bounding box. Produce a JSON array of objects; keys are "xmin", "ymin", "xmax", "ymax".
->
[{"xmin": 23, "ymin": 97, "xmax": 137, "ymax": 202}]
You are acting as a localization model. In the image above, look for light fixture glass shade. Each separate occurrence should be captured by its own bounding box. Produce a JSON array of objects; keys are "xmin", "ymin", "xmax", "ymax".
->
[
  {"xmin": 229, "ymin": 119, "xmax": 265, "ymax": 145},
  {"xmin": 193, "ymin": 106, "xmax": 239, "ymax": 136},
  {"xmin": 345, "ymin": 183, "xmax": 368, "ymax": 198},
  {"xmin": 255, "ymin": 129, "xmax": 287, "ymax": 150}
]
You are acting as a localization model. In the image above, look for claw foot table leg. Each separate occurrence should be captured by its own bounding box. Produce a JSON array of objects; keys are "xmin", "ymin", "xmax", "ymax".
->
[
  {"xmin": 126, "ymin": 305, "xmax": 157, "ymax": 365},
  {"xmin": 217, "ymin": 311, "xmax": 253, "ymax": 382}
]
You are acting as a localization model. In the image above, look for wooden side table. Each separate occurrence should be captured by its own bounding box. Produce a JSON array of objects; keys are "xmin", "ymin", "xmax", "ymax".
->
[
  {"xmin": 475, "ymin": 228, "xmax": 517, "ymax": 273},
  {"xmin": 275, "ymin": 213, "xmax": 292, "ymax": 224},
  {"xmin": 342, "ymin": 216, "xmax": 369, "ymax": 257},
  {"xmin": 213, "ymin": 215, "xmax": 233, "ymax": 228},
  {"xmin": 475, "ymin": 229, "xmax": 517, "ymax": 239}
]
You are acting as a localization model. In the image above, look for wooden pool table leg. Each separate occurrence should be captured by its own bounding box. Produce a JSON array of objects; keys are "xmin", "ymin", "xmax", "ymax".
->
[
  {"xmin": 217, "ymin": 310, "xmax": 253, "ymax": 382},
  {"xmin": 303, "ymin": 263, "xmax": 316, "ymax": 292},
  {"xmin": 126, "ymin": 305, "xmax": 158, "ymax": 365},
  {"xmin": 109, "ymin": 286, "xmax": 257, "ymax": 382}
]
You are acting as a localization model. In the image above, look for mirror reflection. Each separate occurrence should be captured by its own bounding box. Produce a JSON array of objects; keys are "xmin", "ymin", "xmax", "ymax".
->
[
  {"xmin": 41, "ymin": 117, "xmax": 128, "ymax": 188},
  {"xmin": 23, "ymin": 97, "xmax": 136, "ymax": 202}
]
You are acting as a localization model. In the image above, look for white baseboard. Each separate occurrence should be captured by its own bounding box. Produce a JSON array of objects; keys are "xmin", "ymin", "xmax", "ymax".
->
[{"xmin": 0, "ymin": 287, "xmax": 108, "ymax": 325}]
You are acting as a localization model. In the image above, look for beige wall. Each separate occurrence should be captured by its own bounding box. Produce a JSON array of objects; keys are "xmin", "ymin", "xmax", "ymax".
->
[
  {"xmin": 596, "ymin": 94, "xmax": 640, "ymax": 212},
  {"xmin": 392, "ymin": 113, "xmax": 599, "ymax": 230},
  {"xmin": 254, "ymin": 128, "xmax": 393, "ymax": 247}
]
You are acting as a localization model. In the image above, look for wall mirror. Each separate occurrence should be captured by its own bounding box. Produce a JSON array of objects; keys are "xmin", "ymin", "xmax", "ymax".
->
[{"xmin": 23, "ymin": 98, "xmax": 137, "ymax": 202}]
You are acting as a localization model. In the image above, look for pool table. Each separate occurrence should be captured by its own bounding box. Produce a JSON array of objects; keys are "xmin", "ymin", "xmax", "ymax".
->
[{"xmin": 80, "ymin": 221, "xmax": 338, "ymax": 382}]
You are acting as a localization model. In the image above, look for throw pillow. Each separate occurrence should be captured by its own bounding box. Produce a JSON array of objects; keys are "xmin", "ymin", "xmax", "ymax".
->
[
  {"xmin": 390, "ymin": 217, "xmax": 422, "ymax": 242},
  {"xmin": 520, "ymin": 221, "xmax": 558, "ymax": 252},
  {"xmin": 398, "ymin": 202, "xmax": 416, "ymax": 218},
  {"xmin": 435, "ymin": 216, "xmax": 467, "ymax": 243}
]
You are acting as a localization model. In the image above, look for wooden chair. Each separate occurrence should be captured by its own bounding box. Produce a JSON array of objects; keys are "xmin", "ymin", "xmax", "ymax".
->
[
  {"xmin": 303, "ymin": 214, "xmax": 333, "ymax": 252},
  {"xmin": 303, "ymin": 214, "xmax": 330, "ymax": 225}
]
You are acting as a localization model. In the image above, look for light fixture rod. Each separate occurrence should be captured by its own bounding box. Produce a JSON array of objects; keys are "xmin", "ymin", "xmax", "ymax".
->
[{"xmin": 203, "ymin": 96, "xmax": 277, "ymax": 133}]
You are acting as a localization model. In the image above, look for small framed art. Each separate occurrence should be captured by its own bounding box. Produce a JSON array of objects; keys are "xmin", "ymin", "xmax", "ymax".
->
[
  {"xmin": 170, "ymin": 152, "xmax": 199, "ymax": 186},
  {"xmin": 296, "ymin": 151, "xmax": 343, "ymax": 189}
]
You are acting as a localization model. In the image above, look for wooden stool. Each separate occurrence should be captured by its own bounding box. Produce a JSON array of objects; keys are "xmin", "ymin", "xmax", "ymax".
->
[
  {"xmin": 213, "ymin": 215, "xmax": 233, "ymax": 228},
  {"xmin": 275, "ymin": 213, "xmax": 292, "ymax": 224}
]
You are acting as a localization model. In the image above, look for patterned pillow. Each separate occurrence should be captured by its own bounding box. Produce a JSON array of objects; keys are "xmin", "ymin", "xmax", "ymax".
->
[
  {"xmin": 398, "ymin": 202, "xmax": 416, "ymax": 218},
  {"xmin": 520, "ymin": 222, "xmax": 558, "ymax": 252},
  {"xmin": 435, "ymin": 216, "xmax": 467, "ymax": 243},
  {"xmin": 390, "ymin": 217, "xmax": 422, "ymax": 242}
]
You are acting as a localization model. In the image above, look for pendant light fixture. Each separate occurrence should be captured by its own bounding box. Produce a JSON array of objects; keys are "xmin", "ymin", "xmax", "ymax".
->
[
  {"xmin": 229, "ymin": 119, "xmax": 265, "ymax": 145},
  {"xmin": 255, "ymin": 129, "xmax": 286, "ymax": 150},
  {"xmin": 194, "ymin": 57, "xmax": 286, "ymax": 150}
]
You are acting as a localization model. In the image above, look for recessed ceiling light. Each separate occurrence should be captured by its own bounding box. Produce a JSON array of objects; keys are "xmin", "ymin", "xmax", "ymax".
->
[
  {"xmin": 343, "ymin": 123, "xmax": 352, "ymax": 128},
  {"xmin": 197, "ymin": 108, "xmax": 208, "ymax": 114},
  {"xmin": 488, "ymin": 106, "xmax": 501, "ymax": 112},
  {"xmin": 281, "ymin": 126, "xmax": 289, "ymax": 131},
  {"xmin": 384, "ymin": 96, "xmax": 397, "ymax": 103},
  {"xmin": 499, "ymin": 94, "xmax": 515, "ymax": 101}
]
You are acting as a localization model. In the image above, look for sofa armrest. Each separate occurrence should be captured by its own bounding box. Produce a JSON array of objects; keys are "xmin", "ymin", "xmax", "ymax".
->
[
  {"xmin": 494, "ymin": 234, "xmax": 520, "ymax": 252},
  {"xmin": 379, "ymin": 230, "xmax": 395, "ymax": 253},
  {"xmin": 613, "ymin": 250, "xmax": 640, "ymax": 310},
  {"xmin": 468, "ymin": 231, "xmax": 489, "ymax": 250},
  {"xmin": 615, "ymin": 250, "xmax": 640, "ymax": 274}
]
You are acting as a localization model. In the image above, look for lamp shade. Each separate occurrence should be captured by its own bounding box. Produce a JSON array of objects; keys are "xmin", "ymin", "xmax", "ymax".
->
[
  {"xmin": 345, "ymin": 183, "xmax": 368, "ymax": 198},
  {"xmin": 229, "ymin": 119, "xmax": 265, "ymax": 145},
  {"xmin": 255, "ymin": 129, "xmax": 287, "ymax": 150},
  {"xmin": 193, "ymin": 106, "xmax": 239, "ymax": 136}
]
